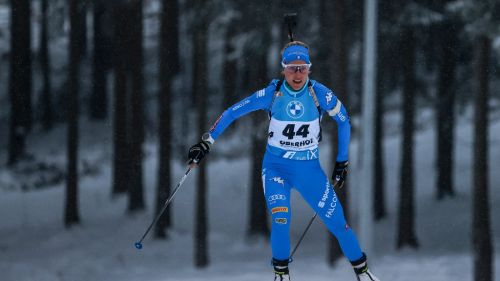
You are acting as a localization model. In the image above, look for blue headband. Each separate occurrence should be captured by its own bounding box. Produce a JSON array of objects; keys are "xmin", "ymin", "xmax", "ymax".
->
[{"xmin": 281, "ymin": 45, "xmax": 311, "ymax": 64}]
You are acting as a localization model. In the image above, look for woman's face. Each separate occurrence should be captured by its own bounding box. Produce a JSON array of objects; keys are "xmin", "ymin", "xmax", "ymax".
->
[{"xmin": 282, "ymin": 60, "xmax": 310, "ymax": 90}]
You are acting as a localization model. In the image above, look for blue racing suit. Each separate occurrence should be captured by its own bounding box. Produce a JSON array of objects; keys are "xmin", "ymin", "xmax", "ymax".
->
[{"xmin": 206, "ymin": 79, "xmax": 363, "ymax": 262}]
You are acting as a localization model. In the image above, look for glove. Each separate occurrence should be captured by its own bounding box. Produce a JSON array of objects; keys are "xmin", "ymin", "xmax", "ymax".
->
[
  {"xmin": 332, "ymin": 161, "xmax": 348, "ymax": 188},
  {"xmin": 188, "ymin": 140, "xmax": 211, "ymax": 164}
]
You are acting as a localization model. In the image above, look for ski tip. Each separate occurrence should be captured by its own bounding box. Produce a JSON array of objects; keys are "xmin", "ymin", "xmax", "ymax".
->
[{"xmin": 134, "ymin": 242, "xmax": 143, "ymax": 250}]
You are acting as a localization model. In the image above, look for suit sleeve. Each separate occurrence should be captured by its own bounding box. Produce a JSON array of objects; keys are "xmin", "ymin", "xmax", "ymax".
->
[
  {"xmin": 207, "ymin": 80, "xmax": 278, "ymax": 141},
  {"xmin": 313, "ymin": 81, "xmax": 351, "ymax": 162}
]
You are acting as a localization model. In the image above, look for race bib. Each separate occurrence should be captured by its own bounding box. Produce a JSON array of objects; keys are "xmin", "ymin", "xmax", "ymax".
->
[{"xmin": 268, "ymin": 118, "xmax": 320, "ymax": 151}]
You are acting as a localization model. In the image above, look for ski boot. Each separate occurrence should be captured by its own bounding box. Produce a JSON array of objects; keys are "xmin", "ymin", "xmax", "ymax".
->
[
  {"xmin": 350, "ymin": 253, "xmax": 380, "ymax": 281},
  {"xmin": 272, "ymin": 258, "xmax": 291, "ymax": 281}
]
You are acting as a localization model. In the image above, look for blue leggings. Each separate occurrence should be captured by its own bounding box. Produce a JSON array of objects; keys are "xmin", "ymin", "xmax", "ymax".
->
[{"xmin": 262, "ymin": 152, "xmax": 363, "ymax": 262}]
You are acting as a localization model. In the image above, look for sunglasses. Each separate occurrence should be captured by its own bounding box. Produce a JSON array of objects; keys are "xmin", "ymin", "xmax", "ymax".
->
[{"xmin": 282, "ymin": 63, "xmax": 312, "ymax": 74}]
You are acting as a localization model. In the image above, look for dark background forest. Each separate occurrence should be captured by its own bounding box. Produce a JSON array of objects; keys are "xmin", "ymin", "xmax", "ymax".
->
[{"xmin": 0, "ymin": 0, "xmax": 499, "ymax": 280}]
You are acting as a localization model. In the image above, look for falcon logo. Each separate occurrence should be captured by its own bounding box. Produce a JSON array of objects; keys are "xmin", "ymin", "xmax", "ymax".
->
[
  {"xmin": 286, "ymin": 100, "xmax": 305, "ymax": 119},
  {"xmin": 325, "ymin": 193, "xmax": 338, "ymax": 218}
]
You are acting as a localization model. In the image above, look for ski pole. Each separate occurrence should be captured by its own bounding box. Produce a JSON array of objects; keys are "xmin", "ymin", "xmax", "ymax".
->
[
  {"xmin": 134, "ymin": 166, "xmax": 193, "ymax": 249},
  {"xmin": 290, "ymin": 182, "xmax": 339, "ymax": 258}
]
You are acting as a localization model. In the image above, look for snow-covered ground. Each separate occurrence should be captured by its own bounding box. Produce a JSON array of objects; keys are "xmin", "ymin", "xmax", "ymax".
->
[{"xmin": 0, "ymin": 109, "xmax": 499, "ymax": 281}]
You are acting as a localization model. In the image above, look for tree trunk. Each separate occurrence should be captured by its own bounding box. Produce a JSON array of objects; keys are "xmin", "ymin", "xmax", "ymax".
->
[
  {"xmin": 155, "ymin": 0, "xmax": 180, "ymax": 238},
  {"xmin": 40, "ymin": 0, "xmax": 53, "ymax": 130},
  {"xmin": 65, "ymin": 0, "xmax": 82, "ymax": 228},
  {"xmin": 193, "ymin": 4, "xmax": 209, "ymax": 267},
  {"xmin": 222, "ymin": 22, "xmax": 238, "ymax": 110},
  {"xmin": 328, "ymin": 0, "xmax": 349, "ymax": 265},
  {"xmin": 247, "ymin": 33, "xmax": 270, "ymax": 238},
  {"xmin": 195, "ymin": 151, "xmax": 209, "ymax": 268},
  {"xmin": 472, "ymin": 35, "xmax": 493, "ymax": 281},
  {"xmin": 436, "ymin": 20, "xmax": 458, "ymax": 200},
  {"xmin": 127, "ymin": 0, "xmax": 145, "ymax": 213},
  {"xmin": 112, "ymin": 1, "xmax": 130, "ymax": 195},
  {"xmin": 373, "ymin": 0, "xmax": 387, "ymax": 221},
  {"xmin": 316, "ymin": 0, "xmax": 331, "ymax": 84},
  {"xmin": 77, "ymin": 0, "xmax": 88, "ymax": 60},
  {"xmin": 373, "ymin": 77, "xmax": 386, "ymax": 220},
  {"xmin": 248, "ymin": 113, "xmax": 270, "ymax": 237},
  {"xmin": 397, "ymin": 27, "xmax": 418, "ymax": 249},
  {"xmin": 7, "ymin": 0, "xmax": 32, "ymax": 165},
  {"xmin": 90, "ymin": 0, "xmax": 110, "ymax": 120}
]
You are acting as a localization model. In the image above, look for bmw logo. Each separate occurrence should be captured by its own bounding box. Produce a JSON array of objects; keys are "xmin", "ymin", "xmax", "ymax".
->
[{"xmin": 286, "ymin": 100, "xmax": 305, "ymax": 119}]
